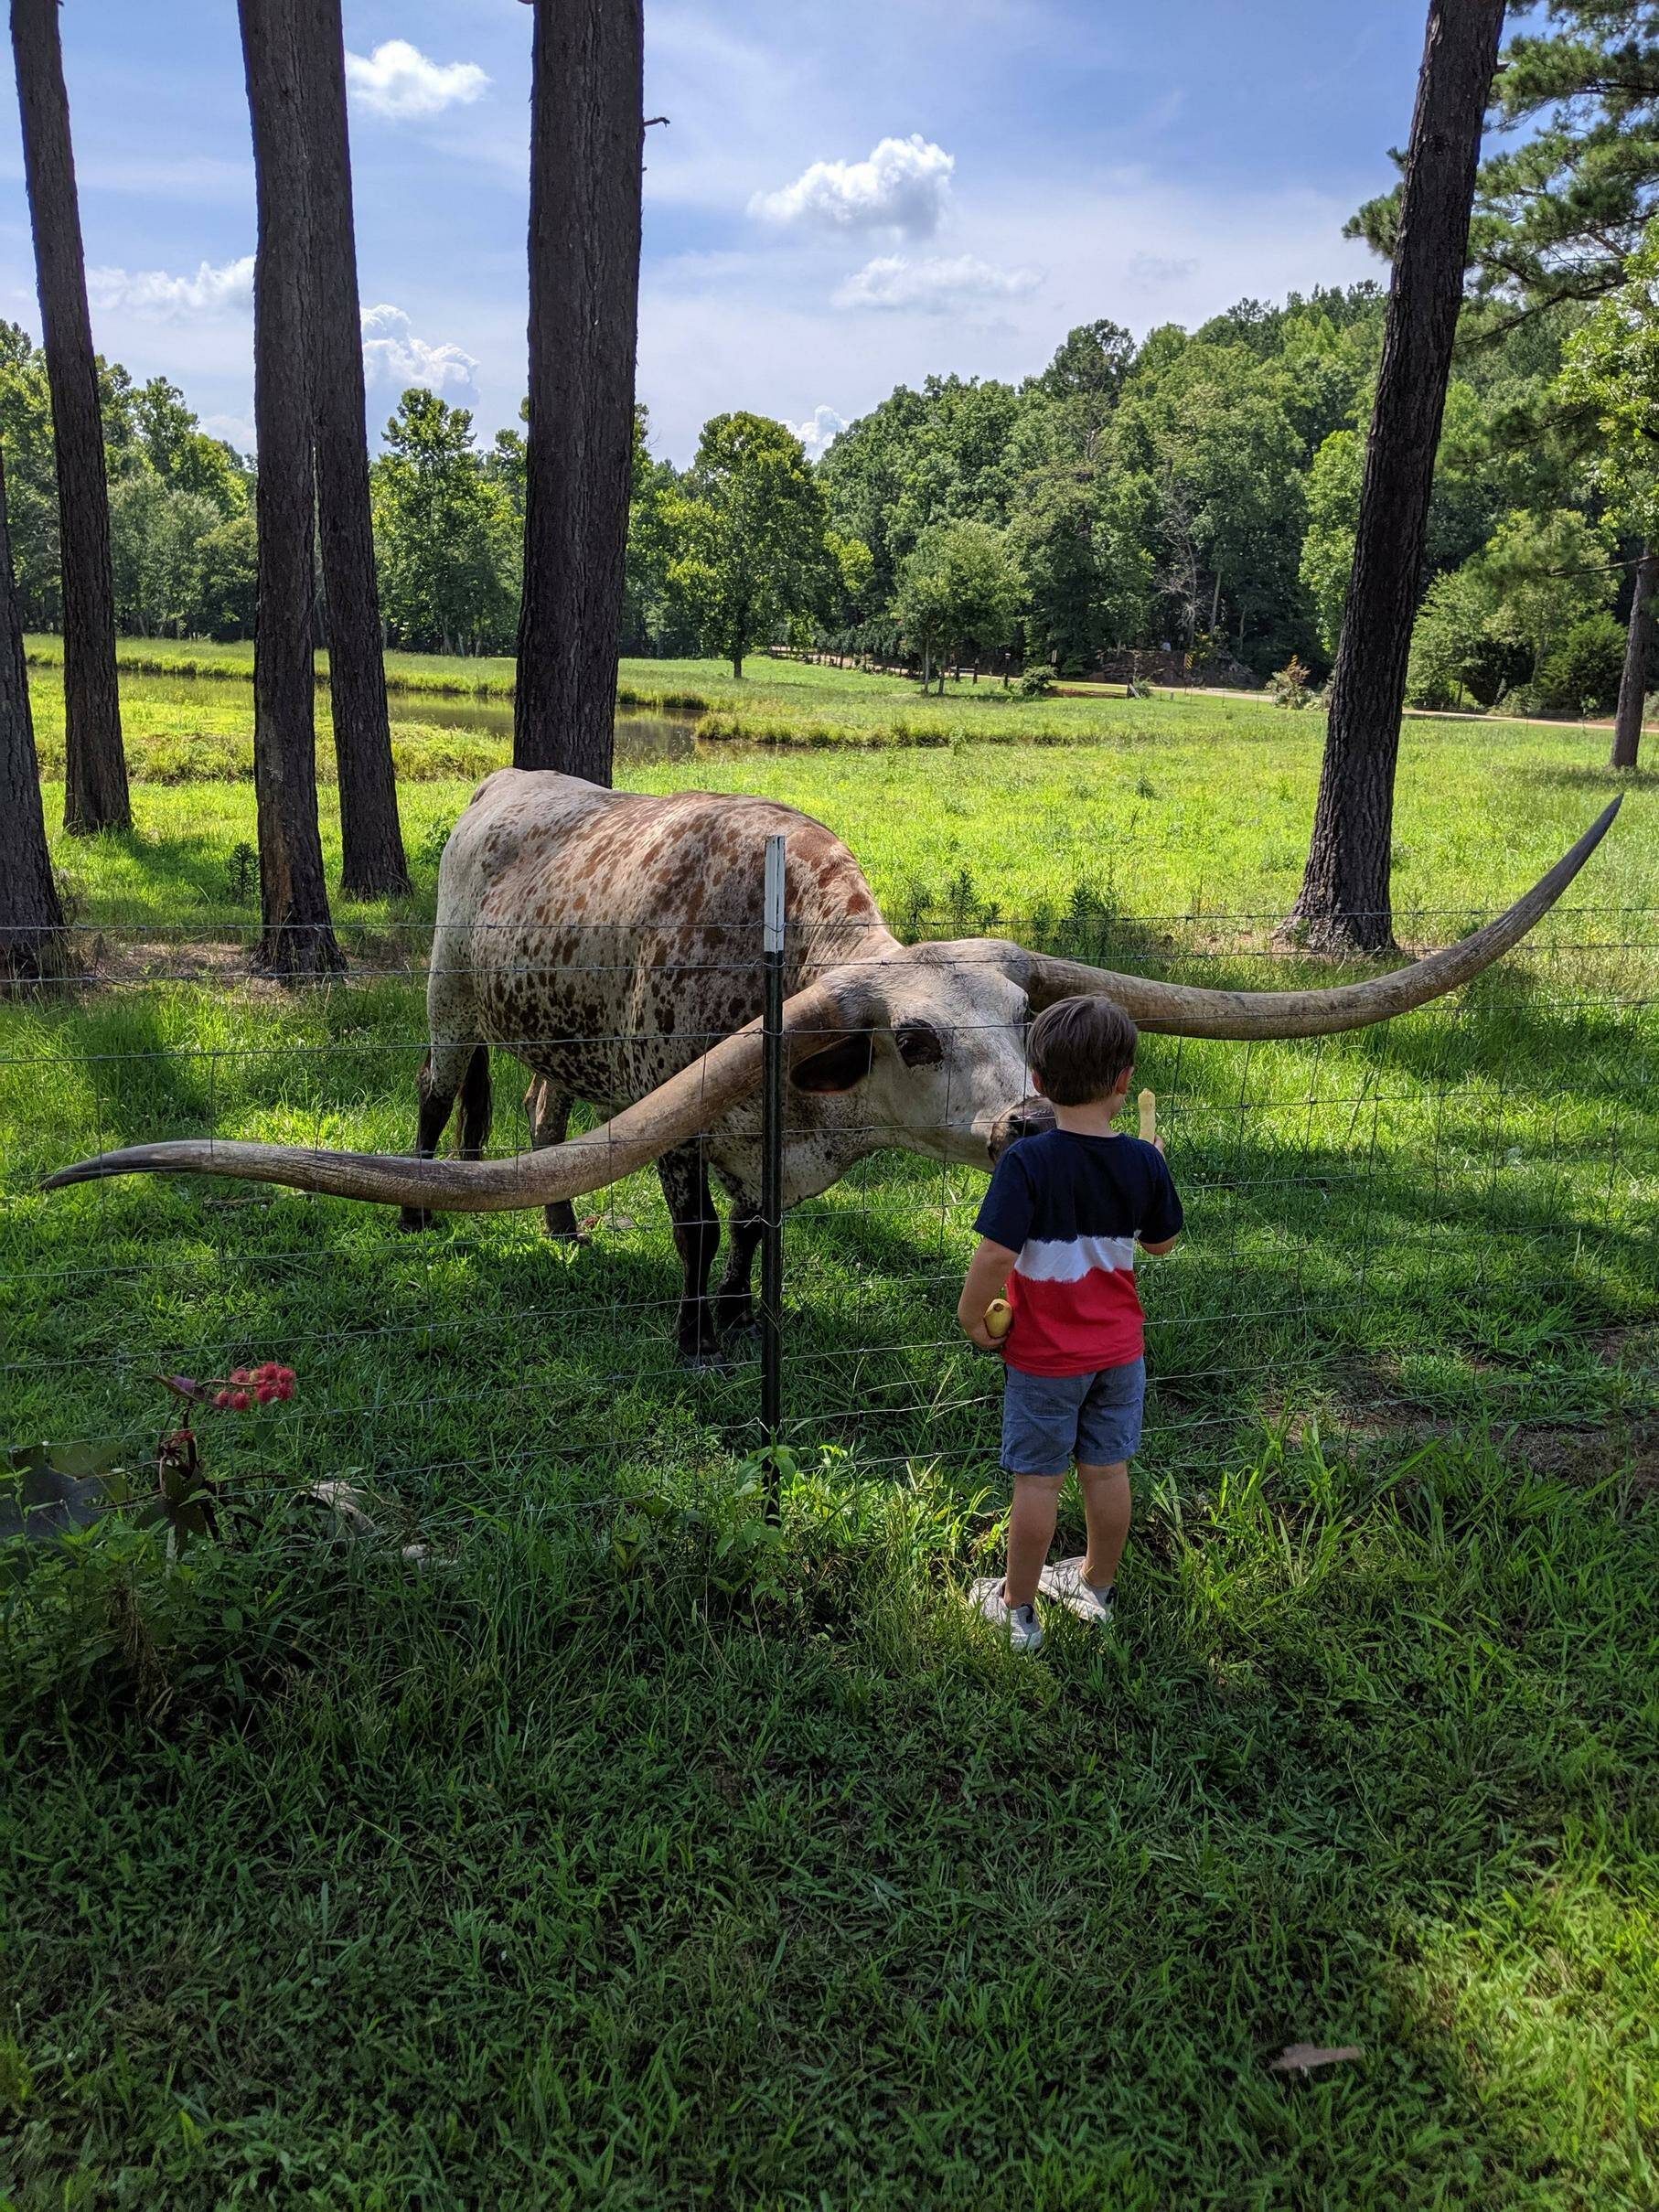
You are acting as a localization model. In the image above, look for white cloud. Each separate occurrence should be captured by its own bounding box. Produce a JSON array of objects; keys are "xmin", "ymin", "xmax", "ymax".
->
[
  {"xmin": 833, "ymin": 253, "xmax": 1040, "ymax": 315},
  {"xmin": 635, "ymin": 172, "xmax": 1375, "ymax": 463},
  {"xmin": 750, "ymin": 134, "xmax": 954, "ymax": 239},
  {"xmin": 1128, "ymin": 251, "xmax": 1199, "ymax": 289},
  {"xmin": 200, "ymin": 411, "xmax": 256, "ymax": 456},
  {"xmin": 787, "ymin": 404, "xmax": 846, "ymax": 458},
  {"xmin": 345, "ymin": 40, "xmax": 489, "ymax": 123},
  {"xmin": 86, "ymin": 255, "xmax": 254, "ymax": 319},
  {"xmin": 359, "ymin": 303, "xmax": 480, "ymax": 397}
]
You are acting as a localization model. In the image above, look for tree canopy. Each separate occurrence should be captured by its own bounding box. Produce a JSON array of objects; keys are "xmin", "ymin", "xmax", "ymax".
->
[{"xmin": 663, "ymin": 411, "xmax": 834, "ymax": 679}]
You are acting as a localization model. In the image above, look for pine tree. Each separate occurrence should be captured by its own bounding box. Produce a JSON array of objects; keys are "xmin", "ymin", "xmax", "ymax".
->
[
  {"xmin": 297, "ymin": 0, "xmax": 409, "ymax": 896},
  {"xmin": 0, "ymin": 433, "xmax": 71, "ymax": 986},
  {"xmin": 10, "ymin": 0, "xmax": 128, "ymax": 834},
  {"xmin": 515, "ymin": 0, "xmax": 644, "ymax": 786},
  {"xmin": 1291, "ymin": 0, "xmax": 1510, "ymax": 953},
  {"xmin": 239, "ymin": 0, "xmax": 343, "ymax": 978}
]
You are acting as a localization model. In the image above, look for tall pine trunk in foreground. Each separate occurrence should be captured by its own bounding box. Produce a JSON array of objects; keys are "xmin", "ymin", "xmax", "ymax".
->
[
  {"xmin": 297, "ymin": 0, "xmax": 409, "ymax": 895},
  {"xmin": 240, "ymin": 0, "xmax": 342, "ymax": 978},
  {"xmin": 0, "ymin": 437, "xmax": 72, "ymax": 986},
  {"xmin": 1289, "ymin": 0, "xmax": 1507, "ymax": 953},
  {"xmin": 11, "ymin": 0, "xmax": 127, "ymax": 835},
  {"xmin": 1611, "ymin": 544, "xmax": 1654, "ymax": 770},
  {"xmin": 514, "ymin": 0, "xmax": 644, "ymax": 786}
]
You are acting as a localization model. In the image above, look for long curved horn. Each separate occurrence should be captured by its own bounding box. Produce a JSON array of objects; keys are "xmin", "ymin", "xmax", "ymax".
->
[
  {"xmin": 1011, "ymin": 799, "xmax": 1621, "ymax": 1040},
  {"xmin": 43, "ymin": 970, "xmax": 874, "ymax": 1212}
]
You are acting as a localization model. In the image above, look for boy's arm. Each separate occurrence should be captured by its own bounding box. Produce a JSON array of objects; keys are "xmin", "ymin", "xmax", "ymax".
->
[
  {"xmin": 958, "ymin": 1237, "xmax": 1019, "ymax": 1352},
  {"xmin": 1139, "ymin": 1139, "xmax": 1183, "ymax": 1256}
]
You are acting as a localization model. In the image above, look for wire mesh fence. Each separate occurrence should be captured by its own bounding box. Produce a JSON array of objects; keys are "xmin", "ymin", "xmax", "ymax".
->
[{"xmin": 2, "ymin": 887, "xmax": 1655, "ymax": 1555}]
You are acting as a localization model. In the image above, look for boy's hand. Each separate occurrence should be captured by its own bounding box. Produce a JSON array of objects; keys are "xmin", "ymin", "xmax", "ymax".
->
[{"xmin": 958, "ymin": 1235, "xmax": 1019, "ymax": 1354}]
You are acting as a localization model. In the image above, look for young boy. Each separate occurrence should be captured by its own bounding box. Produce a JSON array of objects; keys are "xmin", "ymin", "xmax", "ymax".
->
[{"xmin": 957, "ymin": 997, "xmax": 1183, "ymax": 1653}]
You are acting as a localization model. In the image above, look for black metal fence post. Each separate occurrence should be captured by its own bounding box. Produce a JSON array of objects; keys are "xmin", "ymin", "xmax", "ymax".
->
[{"xmin": 760, "ymin": 833, "xmax": 786, "ymax": 1509}]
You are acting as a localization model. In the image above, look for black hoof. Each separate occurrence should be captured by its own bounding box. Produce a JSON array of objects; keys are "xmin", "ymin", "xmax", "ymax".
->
[
  {"xmin": 677, "ymin": 1316, "xmax": 728, "ymax": 1369},
  {"xmin": 399, "ymin": 1206, "xmax": 434, "ymax": 1234},
  {"xmin": 680, "ymin": 1349, "xmax": 734, "ymax": 1373}
]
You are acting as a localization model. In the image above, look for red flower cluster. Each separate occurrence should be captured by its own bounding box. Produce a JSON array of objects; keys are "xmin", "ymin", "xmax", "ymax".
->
[{"xmin": 212, "ymin": 1362, "xmax": 296, "ymax": 1412}]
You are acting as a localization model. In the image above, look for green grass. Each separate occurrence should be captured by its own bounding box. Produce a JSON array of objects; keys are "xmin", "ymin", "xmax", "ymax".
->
[
  {"xmin": 26, "ymin": 634, "xmax": 1644, "ymax": 753},
  {"xmin": 5, "ymin": 709, "xmax": 1658, "ymax": 2205},
  {"xmin": 31, "ymin": 656, "xmax": 1659, "ymax": 935},
  {"xmin": 27, "ymin": 635, "xmax": 937, "ymax": 718},
  {"xmin": 26, "ymin": 632, "xmax": 524, "ymax": 700}
]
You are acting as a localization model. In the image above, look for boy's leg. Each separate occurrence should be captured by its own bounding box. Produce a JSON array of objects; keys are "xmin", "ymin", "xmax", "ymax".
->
[
  {"xmin": 1071, "ymin": 1358, "xmax": 1144, "ymax": 1591},
  {"xmin": 996, "ymin": 1370, "xmax": 1082, "ymax": 1611},
  {"xmin": 1004, "ymin": 1474, "xmax": 1065, "ymax": 1608},
  {"xmin": 1076, "ymin": 1460, "xmax": 1131, "ymax": 1591}
]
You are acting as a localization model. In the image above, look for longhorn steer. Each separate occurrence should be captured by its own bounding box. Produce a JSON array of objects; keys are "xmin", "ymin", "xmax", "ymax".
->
[{"xmin": 47, "ymin": 771, "xmax": 1622, "ymax": 1358}]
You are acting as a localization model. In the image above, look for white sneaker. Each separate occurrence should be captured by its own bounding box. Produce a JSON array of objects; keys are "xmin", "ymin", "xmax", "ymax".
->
[
  {"xmin": 1039, "ymin": 1557, "xmax": 1117, "ymax": 1627},
  {"xmin": 967, "ymin": 1576, "xmax": 1044, "ymax": 1653}
]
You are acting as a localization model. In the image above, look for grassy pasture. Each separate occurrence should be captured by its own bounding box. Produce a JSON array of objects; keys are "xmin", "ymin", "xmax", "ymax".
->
[
  {"xmin": 4, "ymin": 674, "xmax": 1657, "ymax": 2206},
  {"xmin": 25, "ymin": 652, "xmax": 1659, "ymax": 933}
]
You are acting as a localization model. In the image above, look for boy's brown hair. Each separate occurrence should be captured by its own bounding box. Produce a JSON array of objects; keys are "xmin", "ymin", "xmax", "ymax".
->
[{"xmin": 1026, "ymin": 995, "xmax": 1138, "ymax": 1106}]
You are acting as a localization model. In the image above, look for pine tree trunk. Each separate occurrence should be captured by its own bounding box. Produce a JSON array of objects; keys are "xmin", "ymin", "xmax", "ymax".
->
[
  {"xmin": 11, "ymin": 0, "xmax": 127, "ymax": 836},
  {"xmin": 240, "ymin": 0, "xmax": 342, "ymax": 979},
  {"xmin": 1288, "ymin": 0, "xmax": 1507, "ymax": 954},
  {"xmin": 1611, "ymin": 544, "xmax": 1654, "ymax": 770},
  {"xmin": 298, "ymin": 0, "xmax": 408, "ymax": 896},
  {"xmin": 514, "ymin": 0, "xmax": 644, "ymax": 786},
  {"xmin": 0, "ymin": 437, "xmax": 72, "ymax": 987}
]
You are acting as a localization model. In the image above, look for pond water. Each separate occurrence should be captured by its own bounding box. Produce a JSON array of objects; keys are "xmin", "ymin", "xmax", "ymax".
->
[{"xmin": 116, "ymin": 670, "xmax": 701, "ymax": 764}]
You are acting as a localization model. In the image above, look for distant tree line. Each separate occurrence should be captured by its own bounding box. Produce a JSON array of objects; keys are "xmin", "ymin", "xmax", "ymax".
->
[
  {"xmin": 4, "ymin": 0, "xmax": 1656, "ymax": 983},
  {"xmin": 0, "ymin": 326, "xmax": 256, "ymax": 640},
  {"xmin": 4, "ymin": 257, "xmax": 1644, "ymax": 723}
]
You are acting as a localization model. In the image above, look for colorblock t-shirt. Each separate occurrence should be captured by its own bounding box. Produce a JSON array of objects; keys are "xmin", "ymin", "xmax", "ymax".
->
[{"xmin": 974, "ymin": 1129, "xmax": 1183, "ymax": 1376}]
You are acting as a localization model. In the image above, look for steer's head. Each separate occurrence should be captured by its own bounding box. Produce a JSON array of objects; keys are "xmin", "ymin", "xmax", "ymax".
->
[
  {"xmin": 42, "ymin": 802, "xmax": 1621, "ymax": 1216},
  {"xmin": 783, "ymin": 939, "xmax": 1053, "ymax": 1170}
]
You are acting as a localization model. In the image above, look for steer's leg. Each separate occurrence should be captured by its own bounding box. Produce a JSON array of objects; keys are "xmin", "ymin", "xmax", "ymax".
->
[
  {"xmin": 456, "ymin": 1045, "xmax": 493, "ymax": 1159},
  {"xmin": 400, "ymin": 1042, "xmax": 483, "ymax": 1232},
  {"xmin": 658, "ymin": 1143, "xmax": 722, "ymax": 1362},
  {"xmin": 712, "ymin": 1207, "xmax": 765, "ymax": 1339},
  {"xmin": 525, "ymin": 1078, "xmax": 583, "ymax": 1241}
]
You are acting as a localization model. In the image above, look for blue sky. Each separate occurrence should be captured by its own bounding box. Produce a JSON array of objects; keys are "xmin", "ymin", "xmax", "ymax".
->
[{"xmin": 0, "ymin": 1, "xmax": 1432, "ymax": 465}]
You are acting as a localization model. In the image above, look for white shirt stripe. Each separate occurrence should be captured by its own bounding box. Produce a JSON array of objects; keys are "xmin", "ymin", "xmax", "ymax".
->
[{"xmin": 1013, "ymin": 1233, "xmax": 1138, "ymax": 1283}]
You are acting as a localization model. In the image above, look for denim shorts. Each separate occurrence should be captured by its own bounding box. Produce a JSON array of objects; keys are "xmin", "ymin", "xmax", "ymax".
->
[{"xmin": 1001, "ymin": 1358, "xmax": 1146, "ymax": 1477}]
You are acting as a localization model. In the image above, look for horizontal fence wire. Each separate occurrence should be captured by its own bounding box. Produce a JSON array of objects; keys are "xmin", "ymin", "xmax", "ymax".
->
[{"xmin": 2, "ymin": 902, "xmax": 1655, "ymax": 1552}]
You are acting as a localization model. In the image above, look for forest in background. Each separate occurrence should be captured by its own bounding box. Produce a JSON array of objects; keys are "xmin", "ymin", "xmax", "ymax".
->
[{"xmin": 0, "ymin": 262, "xmax": 1639, "ymax": 717}]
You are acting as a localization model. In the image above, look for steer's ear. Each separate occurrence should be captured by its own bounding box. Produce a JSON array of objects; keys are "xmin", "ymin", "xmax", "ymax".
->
[{"xmin": 790, "ymin": 1030, "xmax": 876, "ymax": 1094}]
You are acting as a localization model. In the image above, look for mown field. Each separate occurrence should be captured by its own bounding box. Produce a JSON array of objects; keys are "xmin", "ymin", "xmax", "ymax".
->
[
  {"xmin": 3, "ymin": 662, "xmax": 1657, "ymax": 2207},
  {"xmin": 22, "ymin": 651, "xmax": 1659, "ymax": 932}
]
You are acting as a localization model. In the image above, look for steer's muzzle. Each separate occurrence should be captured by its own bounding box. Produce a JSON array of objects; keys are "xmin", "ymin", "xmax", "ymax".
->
[{"xmin": 987, "ymin": 1095, "xmax": 1057, "ymax": 1162}]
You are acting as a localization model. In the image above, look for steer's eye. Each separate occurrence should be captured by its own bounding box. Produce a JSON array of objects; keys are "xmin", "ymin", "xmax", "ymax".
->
[{"xmin": 895, "ymin": 1021, "xmax": 945, "ymax": 1069}]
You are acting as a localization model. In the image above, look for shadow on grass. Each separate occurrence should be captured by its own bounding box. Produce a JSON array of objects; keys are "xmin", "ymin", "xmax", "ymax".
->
[
  {"xmin": 5, "ymin": 980, "xmax": 1654, "ymax": 1518},
  {"xmin": 1515, "ymin": 760, "xmax": 1659, "ymax": 796},
  {"xmin": 2, "ymin": 1410, "xmax": 1655, "ymax": 2207}
]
